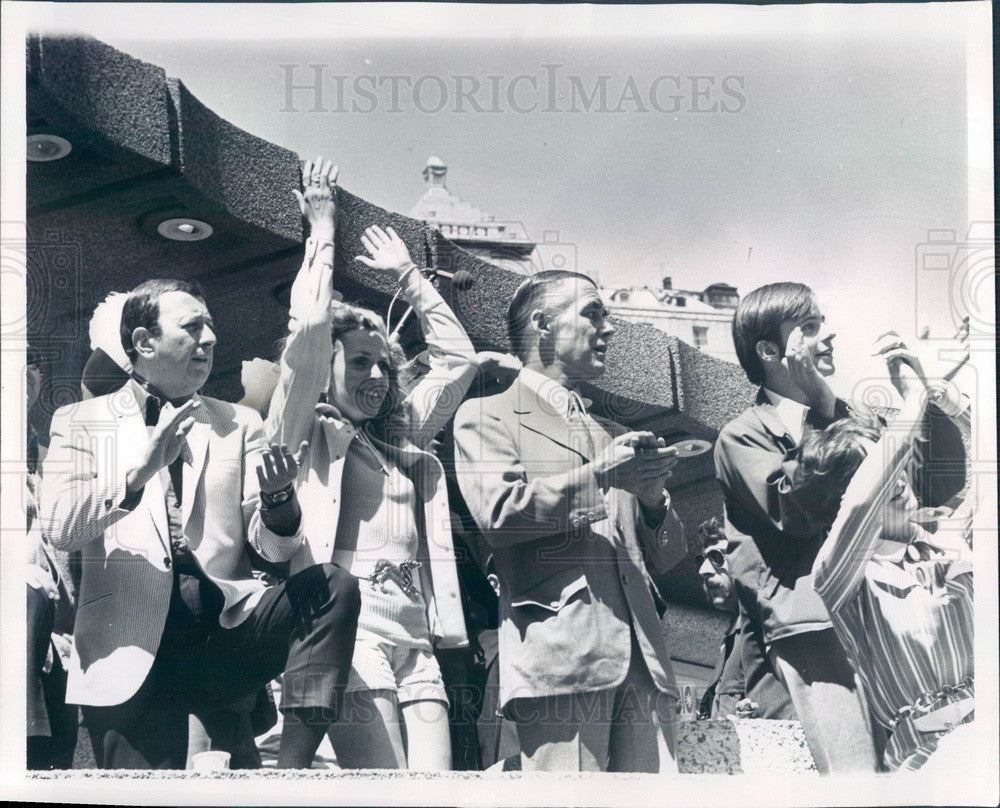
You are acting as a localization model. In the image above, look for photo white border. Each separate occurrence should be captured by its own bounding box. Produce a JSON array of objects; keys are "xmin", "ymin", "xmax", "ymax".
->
[{"xmin": 1, "ymin": 3, "xmax": 995, "ymax": 805}]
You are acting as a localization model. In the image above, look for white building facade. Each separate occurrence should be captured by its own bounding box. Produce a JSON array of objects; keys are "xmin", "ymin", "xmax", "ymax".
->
[
  {"xmin": 408, "ymin": 157, "xmax": 536, "ymax": 274},
  {"xmin": 601, "ymin": 280, "xmax": 739, "ymax": 363}
]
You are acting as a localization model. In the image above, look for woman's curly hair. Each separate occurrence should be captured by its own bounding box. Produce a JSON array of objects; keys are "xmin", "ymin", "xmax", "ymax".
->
[
  {"xmin": 790, "ymin": 409, "xmax": 885, "ymax": 531},
  {"xmin": 327, "ymin": 300, "xmax": 407, "ymax": 424}
]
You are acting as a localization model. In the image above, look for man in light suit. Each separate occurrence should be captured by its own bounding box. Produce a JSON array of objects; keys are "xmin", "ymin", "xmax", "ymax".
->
[
  {"xmin": 453, "ymin": 270, "xmax": 686, "ymax": 772},
  {"xmin": 39, "ymin": 278, "xmax": 360, "ymax": 769}
]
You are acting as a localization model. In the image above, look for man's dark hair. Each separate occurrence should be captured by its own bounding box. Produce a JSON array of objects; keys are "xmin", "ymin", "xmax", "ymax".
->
[
  {"xmin": 506, "ymin": 270, "xmax": 598, "ymax": 362},
  {"xmin": 732, "ymin": 282, "xmax": 815, "ymax": 386},
  {"xmin": 120, "ymin": 278, "xmax": 206, "ymax": 363},
  {"xmin": 790, "ymin": 410, "xmax": 884, "ymax": 532},
  {"xmin": 696, "ymin": 516, "xmax": 727, "ymax": 548}
]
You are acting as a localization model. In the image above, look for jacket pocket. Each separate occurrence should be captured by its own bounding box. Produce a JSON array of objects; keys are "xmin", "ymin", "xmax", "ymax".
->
[
  {"xmin": 78, "ymin": 590, "xmax": 113, "ymax": 609},
  {"xmin": 510, "ymin": 566, "xmax": 588, "ymax": 613}
]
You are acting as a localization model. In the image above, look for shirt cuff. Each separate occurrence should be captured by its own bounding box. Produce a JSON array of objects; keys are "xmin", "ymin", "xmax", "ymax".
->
[
  {"xmin": 927, "ymin": 380, "xmax": 967, "ymax": 418},
  {"xmin": 119, "ymin": 484, "xmax": 143, "ymax": 511}
]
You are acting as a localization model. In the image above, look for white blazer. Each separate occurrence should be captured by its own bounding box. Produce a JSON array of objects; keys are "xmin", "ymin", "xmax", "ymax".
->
[
  {"xmin": 266, "ymin": 241, "xmax": 477, "ymax": 648},
  {"xmin": 39, "ymin": 383, "xmax": 304, "ymax": 707}
]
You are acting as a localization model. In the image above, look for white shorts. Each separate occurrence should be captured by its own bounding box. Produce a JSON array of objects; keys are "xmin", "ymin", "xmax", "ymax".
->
[{"xmin": 346, "ymin": 629, "xmax": 448, "ymax": 706}]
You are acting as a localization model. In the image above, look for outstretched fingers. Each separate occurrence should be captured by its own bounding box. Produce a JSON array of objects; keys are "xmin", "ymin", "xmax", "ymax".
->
[{"xmin": 292, "ymin": 440, "xmax": 310, "ymax": 468}]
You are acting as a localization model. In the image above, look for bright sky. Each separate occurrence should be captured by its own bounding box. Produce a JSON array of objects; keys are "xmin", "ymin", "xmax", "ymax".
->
[{"xmin": 13, "ymin": 2, "xmax": 993, "ymax": 396}]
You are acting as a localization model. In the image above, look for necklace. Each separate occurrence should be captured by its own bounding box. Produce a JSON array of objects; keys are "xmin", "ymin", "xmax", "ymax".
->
[{"xmin": 355, "ymin": 430, "xmax": 391, "ymax": 476}]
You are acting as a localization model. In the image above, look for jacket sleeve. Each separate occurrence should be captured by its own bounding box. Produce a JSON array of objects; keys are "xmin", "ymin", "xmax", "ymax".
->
[
  {"xmin": 38, "ymin": 404, "xmax": 132, "ymax": 552},
  {"xmin": 636, "ymin": 502, "xmax": 686, "ymax": 575},
  {"xmin": 243, "ymin": 410, "xmax": 305, "ymax": 562},
  {"xmin": 452, "ymin": 397, "xmax": 608, "ymax": 548},
  {"xmin": 391, "ymin": 268, "xmax": 477, "ymax": 449},
  {"xmin": 265, "ymin": 237, "xmax": 336, "ymax": 448},
  {"xmin": 714, "ymin": 425, "xmax": 813, "ymax": 544}
]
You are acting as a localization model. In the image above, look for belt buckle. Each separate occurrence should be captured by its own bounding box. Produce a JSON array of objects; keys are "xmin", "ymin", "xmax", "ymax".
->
[
  {"xmin": 911, "ymin": 697, "xmax": 974, "ymax": 733},
  {"xmin": 367, "ymin": 559, "xmax": 421, "ymax": 598}
]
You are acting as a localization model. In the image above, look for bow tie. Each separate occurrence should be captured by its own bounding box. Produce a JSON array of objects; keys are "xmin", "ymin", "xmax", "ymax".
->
[{"xmin": 143, "ymin": 393, "xmax": 193, "ymax": 426}]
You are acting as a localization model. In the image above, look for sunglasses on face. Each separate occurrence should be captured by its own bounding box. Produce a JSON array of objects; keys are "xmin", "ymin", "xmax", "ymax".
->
[{"xmin": 697, "ymin": 549, "xmax": 727, "ymax": 569}]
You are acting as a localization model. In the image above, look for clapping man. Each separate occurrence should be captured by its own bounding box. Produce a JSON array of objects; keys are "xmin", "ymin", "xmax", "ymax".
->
[{"xmin": 39, "ymin": 278, "xmax": 360, "ymax": 769}]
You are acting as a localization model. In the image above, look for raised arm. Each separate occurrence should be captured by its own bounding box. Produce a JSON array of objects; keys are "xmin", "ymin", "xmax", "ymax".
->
[
  {"xmin": 39, "ymin": 406, "xmax": 122, "ymax": 551},
  {"xmin": 245, "ymin": 422, "xmax": 308, "ymax": 563},
  {"xmin": 812, "ymin": 390, "xmax": 924, "ymax": 610},
  {"xmin": 813, "ymin": 341, "xmax": 970, "ymax": 610},
  {"xmin": 39, "ymin": 399, "xmax": 200, "ymax": 551},
  {"xmin": 354, "ymin": 225, "xmax": 476, "ymax": 449},
  {"xmin": 265, "ymin": 157, "xmax": 339, "ymax": 448}
]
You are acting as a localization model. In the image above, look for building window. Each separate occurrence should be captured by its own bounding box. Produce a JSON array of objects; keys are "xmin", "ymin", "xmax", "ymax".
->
[{"xmin": 692, "ymin": 325, "xmax": 709, "ymax": 349}]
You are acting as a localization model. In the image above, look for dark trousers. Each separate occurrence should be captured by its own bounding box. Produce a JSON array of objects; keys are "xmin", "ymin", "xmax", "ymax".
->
[
  {"xmin": 83, "ymin": 563, "xmax": 360, "ymax": 769},
  {"xmin": 27, "ymin": 586, "xmax": 78, "ymax": 770},
  {"xmin": 475, "ymin": 630, "xmax": 519, "ymax": 770}
]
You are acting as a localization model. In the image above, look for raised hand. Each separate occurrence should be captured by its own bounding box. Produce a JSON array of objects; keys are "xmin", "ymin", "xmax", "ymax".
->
[
  {"xmin": 293, "ymin": 156, "xmax": 339, "ymax": 239},
  {"xmin": 591, "ymin": 431, "xmax": 678, "ymax": 504},
  {"xmin": 872, "ymin": 331, "xmax": 926, "ymax": 399},
  {"xmin": 942, "ymin": 316, "xmax": 971, "ymax": 382},
  {"xmin": 354, "ymin": 225, "xmax": 415, "ymax": 279},
  {"xmin": 784, "ymin": 326, "xmax": 836, "ymax": 417},
  {"xmin": 126, "ymin": 400, "xmax": 200, "ymax": 493},
  {"xmin": 256, "ymin": 441, "xmax": 309, "ymax": 495}
]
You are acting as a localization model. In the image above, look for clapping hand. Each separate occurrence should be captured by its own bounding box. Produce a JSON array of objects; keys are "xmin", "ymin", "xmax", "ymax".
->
[
  {"xmin": 256, "ymin": 442, "xmax": 309, "ymax": 495},
  {"xmin": 354, "ymin": 225, "xmax": 416, "ymax": 280},
  {"xmin": 127, "ymin": 400, "xmax": 199, "ymax": 494},
  {"xmin": 293, "ymin": 156, "xmax": 338, "ymax": 239},
  {"xmin": 593, "ymin": 431, "xmax": 678, "ymax": 508}
]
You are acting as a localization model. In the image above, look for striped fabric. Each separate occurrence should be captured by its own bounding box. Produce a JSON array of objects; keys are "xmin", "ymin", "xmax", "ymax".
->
[{"xmin": 814, "ymin": 404, "xmax": 974, "ymax": 771}]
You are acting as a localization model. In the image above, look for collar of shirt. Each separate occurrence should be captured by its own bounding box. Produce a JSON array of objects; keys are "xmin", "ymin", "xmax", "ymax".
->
[
  {"xmin": 128, "ymin": 377, "xmax": 157, "ymax": 420},
  {"xmin": 519, "ymin": 367, "xmax": 592, "ymax": 419},
  {"xmin": 763, "ymin": 387, "xmax": 810, "ymax": 445},
  {"xmin": 130, "ymin": 374, "xmax": 194, "ymax": 407}
]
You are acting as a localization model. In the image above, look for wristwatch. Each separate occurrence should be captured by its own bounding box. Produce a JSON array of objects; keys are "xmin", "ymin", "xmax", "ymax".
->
[{"xmin": 261, "ymin": 484, "xmax": 295, "ymax": 509}]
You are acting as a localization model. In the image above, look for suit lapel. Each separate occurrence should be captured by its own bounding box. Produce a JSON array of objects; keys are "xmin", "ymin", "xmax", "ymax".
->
[
  {"xmin": 115, "ymin": 389, "xmax": 170, "ymax": 551},
  {"xmin": 512, "ymin": 374, "xmax": 591, "ymax": 462},
  {"xmin": 182, "ymin": 398, "xmax": 211, "ymax": 533}
]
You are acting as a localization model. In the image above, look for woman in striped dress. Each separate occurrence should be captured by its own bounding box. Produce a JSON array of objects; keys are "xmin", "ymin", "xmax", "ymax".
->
[{"xmin": 790, "ymin": 334, "xmax": 973, "ymax": 771}]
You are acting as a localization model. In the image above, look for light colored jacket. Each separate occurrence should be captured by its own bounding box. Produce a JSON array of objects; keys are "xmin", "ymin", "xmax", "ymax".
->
[
  {"xmin": 39, "ymin": 384, "xmax": 303, "ymax": 707},
  {"xmin": 265, "ymin": 239, "xmax": 477, "ymax": 648},
  {"xmin": 453, "ymin": 370, "xmax": 686, "ymax": 706}
]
